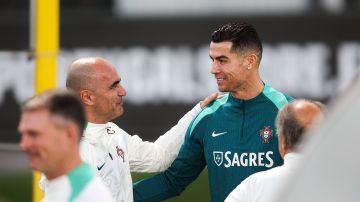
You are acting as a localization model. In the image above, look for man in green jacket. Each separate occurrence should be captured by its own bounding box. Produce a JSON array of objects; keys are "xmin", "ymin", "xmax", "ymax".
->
[{"xmin": 133, "ymin": 21, "xmax": 293, "ymax": 202}]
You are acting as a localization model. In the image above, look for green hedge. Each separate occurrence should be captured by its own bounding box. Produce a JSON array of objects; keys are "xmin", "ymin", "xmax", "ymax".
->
[
  {"xmin": 132, "ymin": 169, "xmax": 210, "ymax": 202},
  {"xmin": 0, "ymin": 169, "xmax": 210, "ymax": 202},
  {"xmin": 0, "ymin": 172, "xmax": 32, "ymax": 202}
]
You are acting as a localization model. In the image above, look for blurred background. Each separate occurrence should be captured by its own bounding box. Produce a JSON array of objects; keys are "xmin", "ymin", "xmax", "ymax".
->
[{"xmin": 0, "ymin": 0, "xmax": 359, "ymax": 201}]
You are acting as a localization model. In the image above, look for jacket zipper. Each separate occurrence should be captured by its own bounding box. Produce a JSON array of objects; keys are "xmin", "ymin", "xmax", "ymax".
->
[{"xmin": 240, "ymin": 101, "xmax": 245, "ymax": 140}]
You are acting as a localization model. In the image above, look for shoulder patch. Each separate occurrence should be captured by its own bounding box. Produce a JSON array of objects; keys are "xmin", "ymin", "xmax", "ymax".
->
[
  {"xmin": 263, "ymin": 83, "xmax": 292, "ymax": 110},
  {"xmin": 189, "ymin": 94, "xmax": 229, "ymax": 134},
  {"xmin": 68, "ymin": 163, "xmax": 95, "ymax": 201}
]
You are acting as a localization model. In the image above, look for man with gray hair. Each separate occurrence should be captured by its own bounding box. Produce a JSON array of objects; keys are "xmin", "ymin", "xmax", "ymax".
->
[
  {"xmin": 18, "ymin": 90, "xmax": 114, "ymax": 202},
  {"xmin": 225, "ymin": 99, "xmax": 325, "ymax": 202}
]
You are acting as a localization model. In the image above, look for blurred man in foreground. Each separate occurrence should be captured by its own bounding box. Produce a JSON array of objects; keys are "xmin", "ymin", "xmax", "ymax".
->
[
  {"xmin": 19, "ymin": 90, "xmax": 114, "ymax": 202},
  {"xmin": 225, "ymin": 99, "xmax": 325, "ymax": 202}
]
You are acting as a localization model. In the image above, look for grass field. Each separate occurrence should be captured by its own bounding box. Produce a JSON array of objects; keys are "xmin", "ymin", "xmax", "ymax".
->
[
  {"xmin": 0, "ymin": 172, "xmax": 32, "ymax": 202},
  {"xmin": 0, "ymin": 169, "xmax": 210, "ymax": 202},
  {"xmin": 132, "ymin": 169, "xmax": 210, "ymax": 202}
]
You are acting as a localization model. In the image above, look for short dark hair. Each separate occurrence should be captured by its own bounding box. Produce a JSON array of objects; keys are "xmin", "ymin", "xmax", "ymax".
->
[
  {"xmin": 276, "ymin": 99, "xmax": 324, "ymax": 150},
  {"xmin": 211, "ymin": 22, "xmax": 263, "ymax": 60},
  {"xmin": 22, "ymin": 89, "xmax": 87, "ymax": 136}
]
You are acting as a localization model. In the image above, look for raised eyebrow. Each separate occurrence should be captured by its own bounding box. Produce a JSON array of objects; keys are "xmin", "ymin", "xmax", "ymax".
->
[
  {"xmin": 110, "ymin": 80, "xmax": 121, "ymax": 88},
  {"xmin": 20, "ymin": 129, "xmax": 37, "ymax": 137},
  {"xmin": 215, "ymin": 56, "xmax": 228, "ymax": 60},
  {"xmin": 210, "ymin": 55, "xmax": 228, "ymax": 61}
]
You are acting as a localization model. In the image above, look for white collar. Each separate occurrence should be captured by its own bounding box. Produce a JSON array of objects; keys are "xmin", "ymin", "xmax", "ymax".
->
[{"xmin": 283, "ymin": 153, "xmax": 302, "ymax": 165}]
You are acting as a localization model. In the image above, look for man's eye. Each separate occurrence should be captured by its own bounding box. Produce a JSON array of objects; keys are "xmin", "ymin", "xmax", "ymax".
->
[
  {"xmin": 110, "ymin": 83, "xmax": 121, "ymax": 90},
  {"xmin": 28, "ymin": 132, "xmax": 38, "ymax": 139}
]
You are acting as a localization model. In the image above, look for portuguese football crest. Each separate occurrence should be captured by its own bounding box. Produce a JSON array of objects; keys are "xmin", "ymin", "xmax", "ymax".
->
[
  {"xmin": 213, "ymin": 151, "xmax": 223, "ymax": 166},
  {"xmin": 116, "ymin": 146, "xmax": 125, "ymax": 162},
  {"xmin": 260, "ymin": 126, "xmax": 273, "ymax": 143}
]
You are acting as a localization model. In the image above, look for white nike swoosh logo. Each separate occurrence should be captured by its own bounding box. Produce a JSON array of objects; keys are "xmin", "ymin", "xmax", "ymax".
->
[{"xmin": 212, "ymin": 131, "xmax": 228, "ymax": 137}]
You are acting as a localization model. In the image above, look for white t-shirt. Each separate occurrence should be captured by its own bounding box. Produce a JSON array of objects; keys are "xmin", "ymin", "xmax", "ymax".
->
[
  {"xmin": 42, "ymin": 163, "xmax": 114, "ymax": 202},
  {"xmin": 80, "ymin": 104, "xmax": 202, "ymax": 202},
  {"xmin": 225, "ymin": 153, "xmax": 302, "ymax": 202}
]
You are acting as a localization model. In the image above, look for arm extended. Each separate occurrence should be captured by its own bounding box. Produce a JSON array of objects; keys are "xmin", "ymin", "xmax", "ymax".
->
[
  {"xmin": 128, "ymin": 93, "xmax": 217, "ymax": 172},
  {"xmin": 133, "ymin": 124, "xmax": 207, "ymax": 201}
]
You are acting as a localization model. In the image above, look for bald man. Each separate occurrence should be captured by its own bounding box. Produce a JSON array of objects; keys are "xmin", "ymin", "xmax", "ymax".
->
[
  {"xmin": 225, "ymin": 99, "xmax": 325, "ymax": 202},
  {"xmin": 62, "ymin": 57, "xmax": 216, "ymax": 202}
]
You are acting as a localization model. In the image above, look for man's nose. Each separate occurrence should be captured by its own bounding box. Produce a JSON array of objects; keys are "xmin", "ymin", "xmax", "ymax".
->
[
  {"xmin": 118, "ymin": 85, "xmax": 127, "ymax": 96},
  {"xmin": 211, "ymin": 62, "xmax": 220, "ymax": 74},
  {"xmin": 19, "ymin": 134, "xmax": 31, "ymax": 152}
]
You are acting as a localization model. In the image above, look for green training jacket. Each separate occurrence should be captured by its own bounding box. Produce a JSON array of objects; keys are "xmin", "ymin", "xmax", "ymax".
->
[{"xmin": 133, "ymin": 83, "xmax": 293, "ymax": 202}]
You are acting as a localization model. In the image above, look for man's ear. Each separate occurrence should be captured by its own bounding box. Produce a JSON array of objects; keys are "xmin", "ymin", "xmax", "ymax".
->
[
  {"xmin": 278, "ymin": 134, "xmax": 287, "ymax": 158},
  {"xmin": 246, "ymin": 53, "xmax": 258, "ymax": 70},
  {"xmin": 79, "ymin": 90, "xmax": 94, "ymax": 106},
  {"xmin": 65, "ymin": 122, "xmax": 80, "ymax": 143}
]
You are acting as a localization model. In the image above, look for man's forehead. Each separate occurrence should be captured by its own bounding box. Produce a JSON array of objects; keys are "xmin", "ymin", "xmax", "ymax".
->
[
  {"xmin": 19, "ymin": 110, "xmax": 50, "ymax": 130},
  {"xmin": 210, "ymin": 41, "xmax": 233, "ymax": 50},
  {"xmin": 209, "ymin": 41, "xmax": 243, "ymax": 60},
  {"xmin": 97, "ymin": 70, "xmax": 121, "ymax": 83}
]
